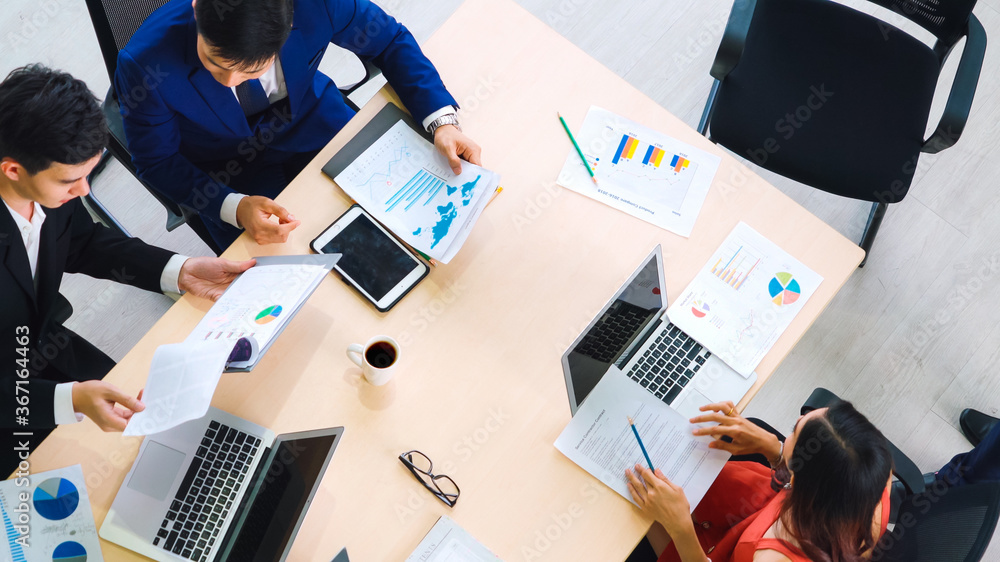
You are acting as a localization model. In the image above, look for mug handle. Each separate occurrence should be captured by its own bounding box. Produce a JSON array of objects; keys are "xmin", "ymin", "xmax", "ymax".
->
[{"xmin": 347, "ymin": 343, "xmax": 365, "ymax": 368}]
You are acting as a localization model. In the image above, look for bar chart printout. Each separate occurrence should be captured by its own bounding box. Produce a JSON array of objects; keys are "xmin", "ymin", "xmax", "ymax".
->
[
  {"xmin": 557, "ymin": 106, "xmax": 721, "ymax": 237},
  {"xmin": 667, "ymin": 222, "xmax": 823, "ymax": 377}
]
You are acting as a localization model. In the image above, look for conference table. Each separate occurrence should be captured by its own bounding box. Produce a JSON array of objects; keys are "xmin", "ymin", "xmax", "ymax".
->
[{"xmin": 28, "ymin": 0, "xmax": 866, "ymax": 559}]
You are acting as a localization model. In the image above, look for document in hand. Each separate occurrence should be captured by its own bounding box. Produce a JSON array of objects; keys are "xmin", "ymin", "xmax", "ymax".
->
[
  {"xmin": 666, "ymin": 222, "xmax": 823, "ymax": 377},
  {"xmin": 184, "ymin": 255, "xmax": 338, "ymax": 371},
  {"xmin": 557, "ymin": 106, "xmax": 720, "ymax": 237},
  {"xmin": 334, "ymin": 121, "xmax": 500, "ymax": 263},
  {"xmin": 406, "ymin": 515, "xmax": 502, "ymax": 562},
  {"xmin": 554, "ymin": 368, "xmax": 729, "ymax": 509}
]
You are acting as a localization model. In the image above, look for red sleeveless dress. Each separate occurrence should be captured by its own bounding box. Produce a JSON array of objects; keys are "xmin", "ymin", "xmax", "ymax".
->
[{"xmin": 657, "ymin": 462, "xmax": 892, "ymax": 562}]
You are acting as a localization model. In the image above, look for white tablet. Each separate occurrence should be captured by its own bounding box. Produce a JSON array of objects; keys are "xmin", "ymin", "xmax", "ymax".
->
[{"xmin": 311, "ymin": 205, "xmax": 429, "ymax": 312}]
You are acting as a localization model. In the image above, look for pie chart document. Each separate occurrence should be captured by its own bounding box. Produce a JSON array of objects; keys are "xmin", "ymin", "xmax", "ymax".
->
[
  {"xmin": 0, "ymin": 465, "xmax": 104, "ymax": 561},
  {"xmin": 666, "ymin": 222, "xmax": 823, "ymax": 377}
]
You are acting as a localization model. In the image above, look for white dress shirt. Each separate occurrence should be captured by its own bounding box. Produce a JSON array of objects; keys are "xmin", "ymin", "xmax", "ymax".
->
[
  {"xmin": 2, "ymin": 199, "xmax": 188, "ymax": 425},
  {"xmin": 219, "ymin": 59, "xmax": 456, "ymax": 228}
]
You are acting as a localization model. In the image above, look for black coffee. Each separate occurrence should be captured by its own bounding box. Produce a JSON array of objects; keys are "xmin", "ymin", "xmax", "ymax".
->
[{"xmin": 365, "ymin": 341, "xmax": 397, "ymax": 368}]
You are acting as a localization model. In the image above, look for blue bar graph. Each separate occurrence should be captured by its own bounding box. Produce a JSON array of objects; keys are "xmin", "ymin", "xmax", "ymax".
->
[
  {"xmin": 612, "ymin": 135, "xmax": 629, "ymax": 165},
  {"xmin": 1, "ymin": 497, "xmax": 27, "ymax": 562},
  {"xmin": 669, "ymin": 154, "xmax": 679, "ymax": 168},
  {"xmin": 423, "ymin": 181, "xmax": 446, "ymax": 206},
  {"xmin": 386, "ymin": 170, "xmax": 427, "ymax": 209},
  {"xmin": 406, "ymin": 178, "xmax": 442, "ymax": 211}
]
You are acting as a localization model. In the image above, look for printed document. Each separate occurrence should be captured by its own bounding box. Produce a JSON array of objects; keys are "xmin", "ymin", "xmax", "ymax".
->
[
  {"xmin": 557, "ymin": 106, "xmax": 720, "ymax": 237},
  {"xmin": 667, "ymin": 222, "xmax": 823, "ymax": 377},
  {"xmin": 406, "ymin": 516, "xmax": 502, "ymax": 562},
  {"xmin": 334, "ymin": 121, "xmax": 500, "ymax": 263},
  {"xmin": 0, "ymin": 465, "xmax": 104, "ymax": 561},
  {"xmin": 555, "ymin": 368, "xmax": 729, "ymax": 509}
]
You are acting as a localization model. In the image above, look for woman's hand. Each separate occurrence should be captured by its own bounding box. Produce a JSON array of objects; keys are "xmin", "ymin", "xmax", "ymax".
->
[
  {"xmin": 626, "ymin": 465, "xmax": 694, "ymax": 536},
  {"xmin": 690, "ymin": 401, "xmax": 782, "ymax": 462}
]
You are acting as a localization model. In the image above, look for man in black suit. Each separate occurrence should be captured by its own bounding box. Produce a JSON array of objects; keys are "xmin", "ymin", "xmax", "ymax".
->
[{"xmin": 0, "ymin": 65, "xmax": 254, "ymax": 472}]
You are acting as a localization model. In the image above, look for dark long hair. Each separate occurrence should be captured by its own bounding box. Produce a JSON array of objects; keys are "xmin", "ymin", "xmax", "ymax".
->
[{"xmin": 773, "ymin": 401, "xmax": 892, "ymax": 562}]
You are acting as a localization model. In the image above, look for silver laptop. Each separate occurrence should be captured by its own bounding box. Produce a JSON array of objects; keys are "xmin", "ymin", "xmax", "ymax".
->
[
  {"xmin": 561, "ymin": 246, "xmax": 757, "ymax": 418},
  {"xmin": 100, "ymin": 407, "xmax": 343, "ymax": 562}
]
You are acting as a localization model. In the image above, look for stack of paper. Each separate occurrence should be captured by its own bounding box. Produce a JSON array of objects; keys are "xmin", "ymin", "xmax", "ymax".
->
[
  {"xmin": 334, "ymin": 121, "xmax": 500, "ymax": 263},
  {"xmin": 184, "ymin": 256, "xmax": 336, "ymax": 371}
]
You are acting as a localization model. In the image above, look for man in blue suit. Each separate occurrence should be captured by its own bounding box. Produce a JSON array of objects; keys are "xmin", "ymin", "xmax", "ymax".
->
[{"xmin": 117, "ymin": 0, "xmax": 481, "ymax": 252}]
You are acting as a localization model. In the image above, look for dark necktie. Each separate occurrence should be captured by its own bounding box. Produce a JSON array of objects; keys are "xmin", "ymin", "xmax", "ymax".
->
[{"xmin": 235, "ymin": 79, "xmax": 271, "ymax": 117}]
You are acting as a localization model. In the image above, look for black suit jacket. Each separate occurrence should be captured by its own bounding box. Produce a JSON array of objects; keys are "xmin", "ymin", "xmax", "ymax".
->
[{"xmin": 0, "ymin": 199, "xmax": 174, "ymax": 428}]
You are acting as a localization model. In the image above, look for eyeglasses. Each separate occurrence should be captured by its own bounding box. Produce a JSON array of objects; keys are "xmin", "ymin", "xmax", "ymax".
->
[{"xmin": 398, "ymin": 450, "xmax": 460, "ymax": 507}]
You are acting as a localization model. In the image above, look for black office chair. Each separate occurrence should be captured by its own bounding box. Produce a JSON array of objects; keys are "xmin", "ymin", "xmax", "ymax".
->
[
  {"xmin": 82, "ymin": 0, "xmax": 381, "ymax": 253},
  {"xmin": 698, "ymin": 0, "xmax": 986, "ymax": 266},
  {"xmin": 803, "ymin": 388, "xmax": 1000, "ymax": 561}
]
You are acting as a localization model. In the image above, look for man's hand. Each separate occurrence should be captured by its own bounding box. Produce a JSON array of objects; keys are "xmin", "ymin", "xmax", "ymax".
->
[
  {"xmin": 235, "ymin": 196, "xmax": 300, "ymax": 245},
  {"xmin": 178, "ymin": 257, "xmax": 256, "ymax": 301},
  {"xmin": 72, "ymin": 381, "xmax": 144, "ymax": 432},
  {"xmin": 434, "ymin": 124, "xmax": 482, "ymax": 175}
]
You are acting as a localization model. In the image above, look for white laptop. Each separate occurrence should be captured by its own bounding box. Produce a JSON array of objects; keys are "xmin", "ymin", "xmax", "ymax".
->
[
  {"xmin": 561, "ymin": 245, "xmax": 757, "ymax": 418},
  {"xmin": 100, "ymin": 407, "xmax": 343, "ymax": 562}
]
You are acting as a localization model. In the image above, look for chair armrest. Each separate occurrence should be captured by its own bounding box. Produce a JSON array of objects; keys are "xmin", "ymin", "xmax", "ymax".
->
[
  {"xmin": 710, "ymin": 0, "xmax": 758, "ymax": 81},
  {"xmin": 800, "ymin": 388, "xmax": 925, "ymax": 495},
  {"xmin": 922, "ymin": 14, "xmax": 987, "ymax": 154}
]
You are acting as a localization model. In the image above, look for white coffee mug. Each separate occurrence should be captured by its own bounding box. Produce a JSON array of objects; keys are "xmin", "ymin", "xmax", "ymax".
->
[{"xmin": 347, "ymin": 336, "xmax": 399, "ymax": 386}]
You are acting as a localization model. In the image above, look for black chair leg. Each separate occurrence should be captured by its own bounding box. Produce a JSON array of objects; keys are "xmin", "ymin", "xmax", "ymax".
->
[
  {"xmin": 858, "ymin": 202, "xmax": 887, "ymax": 268},
  {"xmin": 697, "ymin": 80, "xmax": 721, "ymax": 137},
  {"xmin": 83, "ymin": 150, "xmax": 131, "ymax": 237}
]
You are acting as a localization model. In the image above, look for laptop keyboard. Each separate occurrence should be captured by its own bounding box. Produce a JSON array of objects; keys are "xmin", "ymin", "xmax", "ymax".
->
[
  {"xmin": 575, "ymin": 301, "xmax": 655, "ymax": 363},
  {"xmin": 153, "ymin": 421, "xmax": 261, "ymax": 561},
  {"xmin": 626, "ymin": 323, "xmax": 711, "ymax": 405}
]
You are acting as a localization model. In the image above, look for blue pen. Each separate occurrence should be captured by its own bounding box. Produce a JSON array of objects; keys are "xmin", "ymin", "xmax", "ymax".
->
[{"xmin": 628, "ymin": 416, "xmax": 655, "ymax": 471}]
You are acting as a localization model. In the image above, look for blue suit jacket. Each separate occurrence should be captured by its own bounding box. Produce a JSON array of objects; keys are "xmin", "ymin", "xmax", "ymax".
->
[{"xmin": 116, "ymin": 0, "xmax": 457, "ymax": 228}]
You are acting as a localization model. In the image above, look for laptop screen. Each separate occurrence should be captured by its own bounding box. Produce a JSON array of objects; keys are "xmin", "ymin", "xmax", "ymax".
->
[
  {"xmin": 221, "ymin": 428, "xmax": 342, "ymax": 561},
  {"xmin": 563, "ymin": 250, "xmax": 664, "ymax": 411}
]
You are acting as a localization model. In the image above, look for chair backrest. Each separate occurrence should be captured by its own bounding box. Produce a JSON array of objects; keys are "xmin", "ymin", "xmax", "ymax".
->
[
  {"xmin": 84, "ymin": 0, "xmax": 171, "ymax": 82},
  {"xmin": 864, "ymin": 0, "xmax": 977, "ymax": 46},
  {"xmin": 871, "ymin": 481, "xmax": 1000, "ymax": 561}
]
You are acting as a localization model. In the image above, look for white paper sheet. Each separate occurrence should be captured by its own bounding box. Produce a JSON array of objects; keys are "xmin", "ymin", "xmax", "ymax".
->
[
  {"xmin": 555, "ymin": 368, "xmax": 729, "ymax": 509},
  {"xmin": 184, "ymin": 263, "xmax": 327, "ymax": 347},
  {"xmin": 0, "ymin": 465, "xmax": 104, "ymax": 562},
  {"xmin": 334, "ymin": 121, "xmax": 500, "ymax": 263},
  {"xmin": 666, "ymin": 222, "xmax": 823, "ymax": 377},
  {"xmin": 123, "ymin": 340, "xmax": 234, "ymax": 436},
  {"xmin": 405, "ymin": 516, "xmax": 502, "ymax": 562},
  {"xmin": 557, "ymin": 106, "xmax": 720, "ymax": 237}
]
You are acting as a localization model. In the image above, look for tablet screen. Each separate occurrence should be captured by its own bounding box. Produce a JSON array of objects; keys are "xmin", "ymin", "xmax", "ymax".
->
[{"xmin": 320, "ymin": 214, "xmax": 417, "ymax": 301}]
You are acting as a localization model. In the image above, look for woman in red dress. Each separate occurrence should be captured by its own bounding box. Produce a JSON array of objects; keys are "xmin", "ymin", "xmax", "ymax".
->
[{"xmin": 625, "ymin": 400, "xmax": 893, "ymax": 562}]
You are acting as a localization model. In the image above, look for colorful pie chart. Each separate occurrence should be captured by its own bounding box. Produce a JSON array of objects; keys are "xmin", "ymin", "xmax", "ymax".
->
[
  {"xmin": 33, "ymin": 478, "xmax": 79, "ymax": 520},
  {"xmin": 691, "ymin": 300, "xmax": 710, "ymax": 318},
  {"xmin": 52, "ymin": 541, "xmax": 87, "ymax": 562},
  {"xmin": 768, "ymin": 273, "xmax": 801, "ymax": 306},
  {"xmin": 255, "ymin": 305, "xmax": 282, "ymax": 325}
]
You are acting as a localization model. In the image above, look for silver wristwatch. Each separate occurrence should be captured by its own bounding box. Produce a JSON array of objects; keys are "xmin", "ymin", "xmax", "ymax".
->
[{"xmin": 428, "ymin": 113, "xmax": 461, "ymax": 135}]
